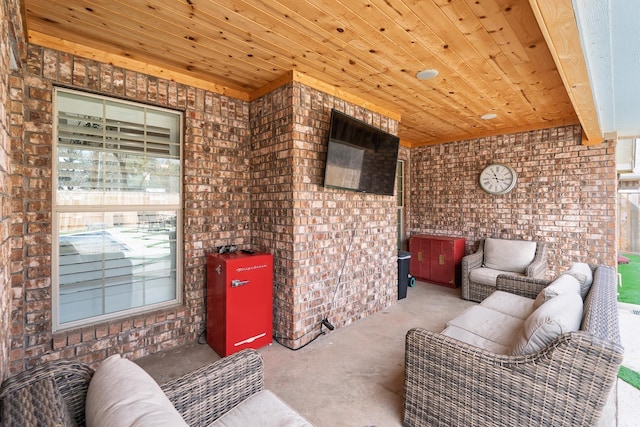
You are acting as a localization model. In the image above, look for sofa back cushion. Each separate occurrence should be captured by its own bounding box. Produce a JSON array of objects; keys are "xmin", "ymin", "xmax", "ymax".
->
[
  {"xmin": 563, "ymin": 262, "xmax": 593, "ymax": 299},
  {"xmin": 533, "ymin": 274, "xmax": 581, "ymax": 310},
  {"xmin": 480, "ymin": 290, "xmax": 536, "ymax": 320},
  {"xmin": 86, "ymin": 354, "xmax": 188, "ymax": 427},
  {"xmin": 483, "ymin": 238, "xmax": 537, "ymax": 274},
  {"xmin": 510, "ymin": 292, "xmax": 583, "ymax": 355}
]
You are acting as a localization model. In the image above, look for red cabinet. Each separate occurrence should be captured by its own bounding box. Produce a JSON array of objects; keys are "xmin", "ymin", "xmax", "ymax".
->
[
  {"xmin": 206, "ymin": 252, "xmax": 273, "ymax": 357},
  {"xmin": 409, "ymin": 235, "xmax": 466, "ymax": 288}
]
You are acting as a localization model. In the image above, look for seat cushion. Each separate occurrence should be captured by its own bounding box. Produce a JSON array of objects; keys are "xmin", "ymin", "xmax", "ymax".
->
[
  {"xmin": 480, "ymin": 290, "xmax": 536, "ymax": 319},
  {"xmin": 533, "ymin": 274, "xmax": 581, "ymax": 309},
  {"xmin": 446, "ymin": 305, "xmax": 524, "ymax": 349},
  {"xmin": 510, "ymin": 292, "xmax": 583, "ymax": 355},
  {"xmin": 563, "ymin": 262, "xmax": 593, "ymax": 298},
  {"xmin": 441, "ymin": 325, "xmax": 511, "ymax": 354},
  {"xmin": 208, "ymin": 390, "xmax": 313, "ymax": 427},
  {"xmin": 469, "ymin": 267, "xmax": 524, "ymax": 286},
  {"xmin": 86, "ymin": 354, "xmax": 188, "ymax": 427},
  {"xmin": 483, "ymin": 238, "xmax": 537, "ymax": 273}
]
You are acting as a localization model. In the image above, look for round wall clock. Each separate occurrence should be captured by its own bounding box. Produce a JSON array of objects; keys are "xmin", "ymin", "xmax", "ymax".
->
[{"xmin": 479, "ymin": 163, "xmax": 517, "ymax": 195}]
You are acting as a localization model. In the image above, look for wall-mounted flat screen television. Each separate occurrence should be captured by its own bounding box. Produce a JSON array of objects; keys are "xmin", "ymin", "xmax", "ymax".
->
[{"xmin": 323, "ymin": 109, "xmax": 400, "ymax": 196}]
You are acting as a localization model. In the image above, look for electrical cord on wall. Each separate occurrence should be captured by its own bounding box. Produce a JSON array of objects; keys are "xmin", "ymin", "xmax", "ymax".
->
[
  {"xmin": 273, "ymin": 216, "xmax": 358, "ymax": 350},
  {"xmin": 322, "ymin": 213, "xmax": 359, "ymax": 330},
  {"xmin": 271, "ymin": 211, "xmax": 359, "ymax": 350},
  {"xmin": 197, "ymin": 329, "xmax": 207, "ymax": 345}
]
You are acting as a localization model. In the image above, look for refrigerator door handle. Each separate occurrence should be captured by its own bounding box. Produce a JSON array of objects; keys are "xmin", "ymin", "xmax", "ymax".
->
[{"xmin": 231, "ymin": 279, "xmax": 250, "ymax": 288}]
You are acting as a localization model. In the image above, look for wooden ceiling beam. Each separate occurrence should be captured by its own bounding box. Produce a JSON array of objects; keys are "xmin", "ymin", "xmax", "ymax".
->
[
  {"xmin": 290, "ymin": 71, "xmax": 402, "ymax": 122},
  {"xmin": 28, "ymin": 31, "xmax": 401, "ymax": 124},
  {"xmin": 407, "ymin": 117, "xmax": 580, "ymax": 148},
  {"xmin": 528, "ymin": 0, "xmax": 603, "ymax": 145},
  {"xmin": 27, "ymin": 31, "xmax": 251, "ymax": 101},
  {"xmin": 18, "ymin": 0, "xmax": 28, "ymax": 51}
]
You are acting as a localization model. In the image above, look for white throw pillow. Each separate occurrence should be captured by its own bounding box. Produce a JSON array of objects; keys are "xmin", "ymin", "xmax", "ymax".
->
[
  {"xmin": 533, "ymin": 274, "xmax": 581, "ymax": 310},
  {"xmin": 563, "ymin": 262, "xmax": 593, "ymax": 298},
  {"xmin": 511, "ymin": 292, "xmax": 583, "ymax": 355},
  {"xmin": 483, "ymin": 238, "xmax": 537, "ymax": 274},
  {"xmin": 86, "ymin": 354, "xmax": 188, "ymax": 427}
]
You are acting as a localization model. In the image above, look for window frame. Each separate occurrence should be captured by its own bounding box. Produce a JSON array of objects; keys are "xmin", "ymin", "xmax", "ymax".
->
[
  {"xmin": 396, "ymin": 159, "xmax": 405, "ymax": 250},
  {"xmin": 52, "ymin": 87, "xmax": 184, "ymax": 331}
]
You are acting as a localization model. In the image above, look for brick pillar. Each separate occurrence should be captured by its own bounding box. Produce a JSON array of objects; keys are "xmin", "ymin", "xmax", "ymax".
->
[{"xmin": 250, "ymin": 82, "xmax": 399, "ymax": 349}]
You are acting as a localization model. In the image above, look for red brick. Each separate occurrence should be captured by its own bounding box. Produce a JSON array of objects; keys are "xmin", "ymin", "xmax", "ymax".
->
[{"xmin": 67, "ymin": 332, "xmax": 81, "ymax": 346}]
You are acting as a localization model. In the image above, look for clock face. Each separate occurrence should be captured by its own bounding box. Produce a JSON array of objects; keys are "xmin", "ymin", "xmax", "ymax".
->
[{"xmin": 479, "ymin": 164, "xmax": 517, "ymax": 195}]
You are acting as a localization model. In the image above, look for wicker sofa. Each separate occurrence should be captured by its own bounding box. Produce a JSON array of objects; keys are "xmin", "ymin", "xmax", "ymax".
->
[
  {"xmin": 404, "ymin": 264, "xmax": 624, "ymax": 427},
  {"xmin": 0, "ymin": 348, "xmax": 312, "ymax": 426},
  {"xmin": 461, "ymin": 238, "xmax": 548, "ymax": 302}
]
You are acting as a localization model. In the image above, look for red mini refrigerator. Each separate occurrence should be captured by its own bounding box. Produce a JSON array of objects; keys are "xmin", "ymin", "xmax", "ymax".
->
[{"xmin": 206, "ymin": 251, "xmax": 273, "ymax": 357}]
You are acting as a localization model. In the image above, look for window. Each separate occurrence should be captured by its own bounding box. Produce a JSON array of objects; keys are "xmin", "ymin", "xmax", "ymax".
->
[
  {"xmin": 53, "ymin": 88, "xmax": 182, "ymax": 330},
  {"xmin": 396, "ymin": 160, "xmax": 405, "ymax": 250}
]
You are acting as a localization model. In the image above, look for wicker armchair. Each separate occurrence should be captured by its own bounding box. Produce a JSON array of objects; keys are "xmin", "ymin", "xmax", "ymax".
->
[
  {"xmin": 461, "ymin": 238, "xmax": 547, "ymax": 302},
  {"xmin": 0, "ymin": 348, "xmax": 264, "ymax": 427},
  {"xmin": 403, "ymin": 264, "xmax": 624, "ymax": 427}
]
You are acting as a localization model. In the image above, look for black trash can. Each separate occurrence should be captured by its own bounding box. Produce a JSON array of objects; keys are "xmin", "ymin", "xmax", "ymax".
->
[{"xmin": 398, "ymin": 250, "xmax": 412, "ymax": 300}]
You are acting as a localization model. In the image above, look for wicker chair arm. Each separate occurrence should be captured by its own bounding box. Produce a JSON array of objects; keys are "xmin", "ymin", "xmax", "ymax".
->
[
  {"xmin": 404, "ymin": 328, "xmax": 623, "ymax": 427},
  {"xmin": 495, "ymin": 274, "xmax": 551, "ymax": 299},
  {"xmin": 524, "ymin": 241, "xmax": 547, "ymax": 278},
  {"xmin": 525, "ymin": 258, "xmax": 547, "ymax": 278},
  {"xmin": 461, "ymin": 251, "xmax": 483, "ymax": 300},
  {"xmin": 462, "ymin": 251, "xmax": 483, "ymax": 270},
  {"xmin": 160, "ymin": 349, "xmax": 265, "ymax": 426},
  {"xmin": 0, "ymin": 360, "xmax": 94, "ymax": 427}
]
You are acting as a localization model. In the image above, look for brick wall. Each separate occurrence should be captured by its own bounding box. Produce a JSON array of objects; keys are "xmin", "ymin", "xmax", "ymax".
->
[
  {"xmin": 251, "ymin": 83, "xmax": 399, "ymax": 348},
  {"xmin": 6, "ymin": 41, "xmax": 401, "ymax": 370},
  {"xmin": 1, "ymin": 0, "xmax": 24, "ymax": 380},
  {"xmin": 9, "ymin": 44, "xmax": 251, "ymax": 373},
  {"xmin": 408, "ymin": 125, "xmax": 617, "ymax": 276},
  {"xmin": 0, "ymin": 0, "xmax": 12, "ymax": 379}
]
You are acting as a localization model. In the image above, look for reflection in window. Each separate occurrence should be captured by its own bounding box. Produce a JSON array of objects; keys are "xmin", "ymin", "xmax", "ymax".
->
[{"xmin": 54, "ymin": 88, "xmax": 182, "ymax": 330}]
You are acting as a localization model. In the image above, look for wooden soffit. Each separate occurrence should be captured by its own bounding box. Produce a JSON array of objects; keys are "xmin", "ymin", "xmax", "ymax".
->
[{"xmin": 528, "ymin": 0, "xmax": 603, "ymax": 145}]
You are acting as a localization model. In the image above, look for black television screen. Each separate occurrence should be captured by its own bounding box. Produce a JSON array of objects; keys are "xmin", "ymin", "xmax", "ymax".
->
[{"xmin": 323, "ymin": 110, "xmax": 400, "ymax": 196}]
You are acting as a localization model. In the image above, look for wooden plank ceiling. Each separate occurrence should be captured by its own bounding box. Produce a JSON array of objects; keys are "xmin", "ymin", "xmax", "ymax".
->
[{"xmin": 22, "ymin": 0, "xmax": 589, "ymax": 146}]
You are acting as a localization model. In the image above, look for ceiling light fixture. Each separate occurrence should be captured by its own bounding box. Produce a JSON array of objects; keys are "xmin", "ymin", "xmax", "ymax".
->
[
  {"xmin": 481, "ymin": 113, "xmax": 497, "ymax": 120},
  {"xmin": 416, "ymin": 69, "xmax": 439, "ymax": 80}
]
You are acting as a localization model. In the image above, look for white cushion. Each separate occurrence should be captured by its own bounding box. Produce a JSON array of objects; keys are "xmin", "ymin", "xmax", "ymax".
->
[
  {"xmin": 441, "ymin": 324, "xmax": 511, "ymax": 354},
  {"xmin": 446, "ymin": 305, "xmax": 524, "ymax": 348},
  {"xmin": 481, "ymin": 290, "xmax": 536, "ymax": 320},
  {"xmin": 510, "ymin": 292, "xmax": 583, "ymax": 355},
  {"xmin": 533, "ymin": 274, "xmax": 581, "ymax": 309},
  {"xmin": 469, "ymin": 267, "xmax": 524, "ymax": 286},
  {"xmin": 209, "ymin": 390, "xmax": 313, "ymax": 427},
  {"xmin": 86, "ymin": 354, "xmax": 188, "ymax": 427},
  {"xmin": 563, "ymin": 262, "xmax": 593, "ymax": 298},
  {"xmin": 483, "ymin": 238, "xmax": 537, "ymax": 274}
]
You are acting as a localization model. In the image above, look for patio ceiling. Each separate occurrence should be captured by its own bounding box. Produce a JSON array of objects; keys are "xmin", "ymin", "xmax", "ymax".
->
[{"xmin": 19, "ymin": 0, "xmax": 632, "ymax": 146}]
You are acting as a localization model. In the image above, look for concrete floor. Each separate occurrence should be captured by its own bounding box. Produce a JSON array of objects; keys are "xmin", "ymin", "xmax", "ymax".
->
[
  {"xmin": 614, "ymin": 303, "xmax": 640, "ymax": 427},
  {"xmin": 136, "ymin": 282, "xmax": 640, "ymax": 427}
]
